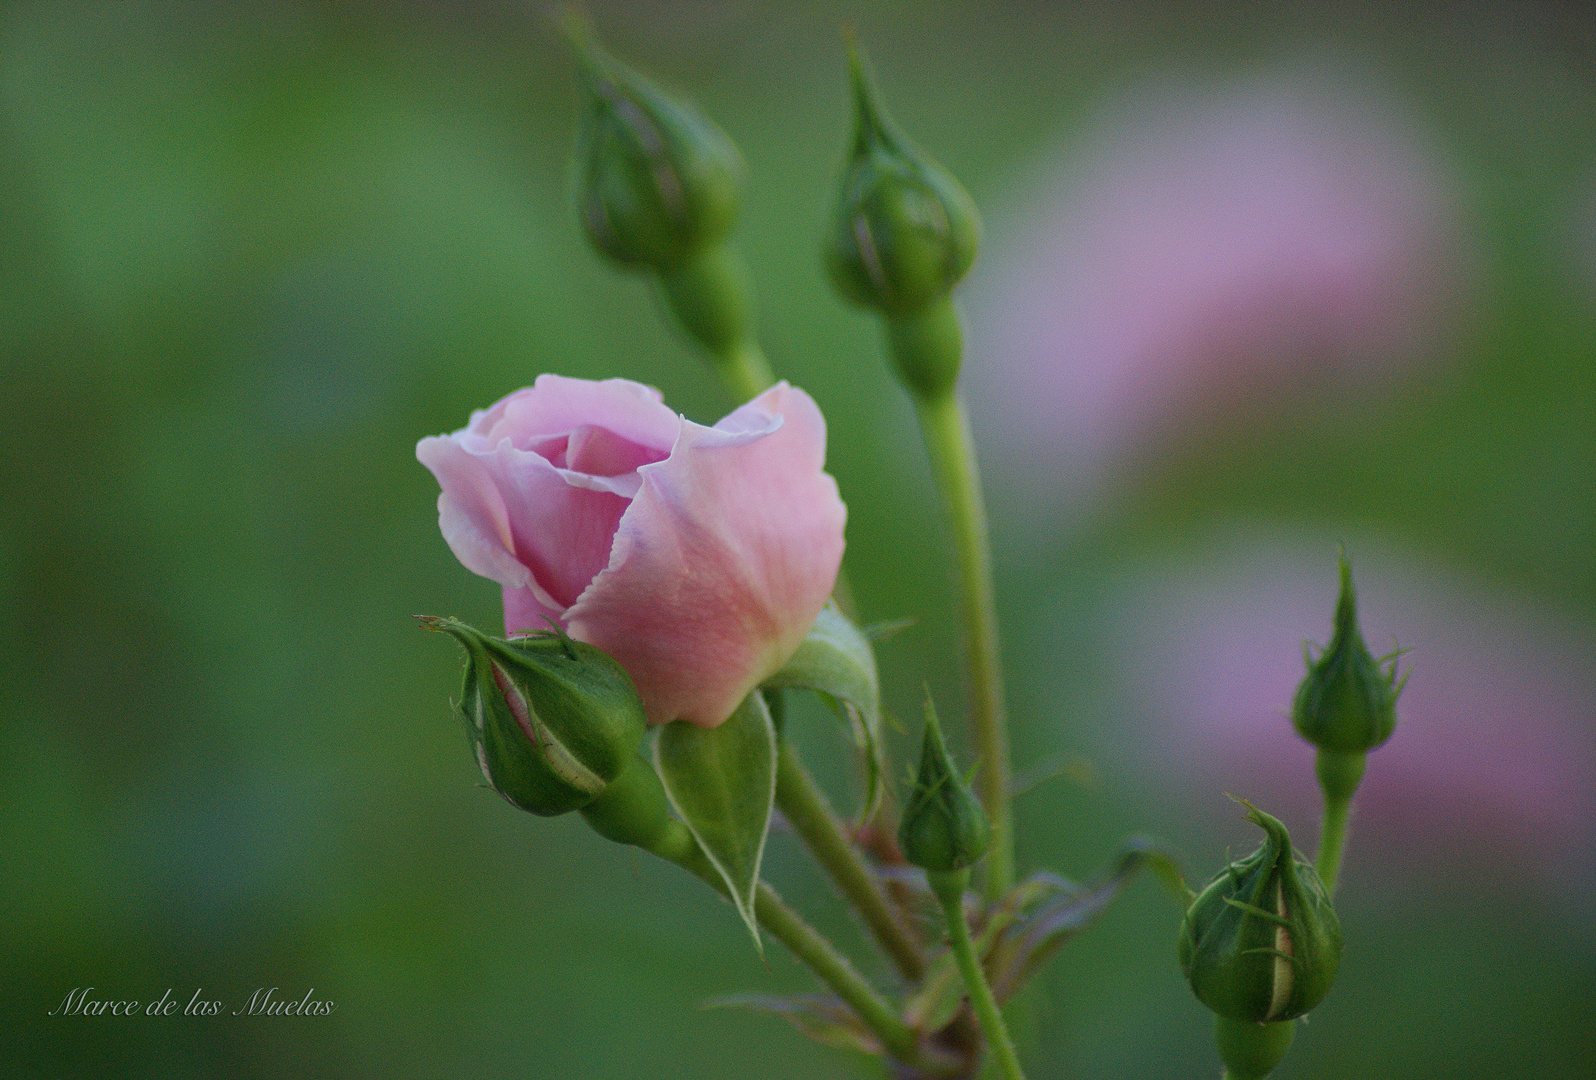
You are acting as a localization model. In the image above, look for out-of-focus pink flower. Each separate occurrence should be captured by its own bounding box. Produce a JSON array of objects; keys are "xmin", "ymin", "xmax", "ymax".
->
[
  {"xmin": 965, "ymin": 67, "xmax": 1473, "ymax": 501},
  {"xmin": 417, "ymin": 375, "xmax": 846, "ymax": 728},
  {"xmin": 1070, "ymin": 533, "xmax": 1596, "ymax": 895}
]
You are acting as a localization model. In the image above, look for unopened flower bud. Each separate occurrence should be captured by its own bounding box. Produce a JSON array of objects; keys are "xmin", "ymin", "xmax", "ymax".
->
[
  {"xmin": 1292, "ymin": 551, "xmax": 1406, "ymax": 755},
  {"xmin": 1178, "ymin": 802, "xmax": 1342, "ymax": 1023},
  {"xmin": 824, "ymin": 43, "xmax": 980, "ymax": 322},
  {"xmin": 421, "ymin": 616, "xmax": 647, "ymax": 817},
  {"xmin": 568, "ymin": 19, "xmax": 743, "ymax": 273},
  {"xmin": 898, "ymin": 692, "xmax": 989, "ymax": 874}
]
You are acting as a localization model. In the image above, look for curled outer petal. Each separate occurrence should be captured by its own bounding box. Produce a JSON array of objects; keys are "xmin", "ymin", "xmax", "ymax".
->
[{"xmin": 567, "ymin": 383, "xmax": 846, "ymax": 726}]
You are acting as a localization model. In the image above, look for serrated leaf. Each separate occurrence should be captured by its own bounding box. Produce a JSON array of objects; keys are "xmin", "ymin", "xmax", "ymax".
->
[
  {"xmin": 704, "ymin": 993, "xmax": 882, "ymax": 1055},
  {"xmin": 764, "ymin": 602, "xmax": 884, "ymax": 819},
  {"xmin": 656, "ymin": 692, "xmax": 777, "ymax": 952},
  {"xmin": 988, "ymin": 838, "xmax": 1188, "ymax": 1001}
]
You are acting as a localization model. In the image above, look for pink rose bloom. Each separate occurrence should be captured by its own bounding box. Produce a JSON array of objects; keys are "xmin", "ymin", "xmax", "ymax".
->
[{"xmin": 417, "ymin": 376, "xmax": 846, "ymax": 728}]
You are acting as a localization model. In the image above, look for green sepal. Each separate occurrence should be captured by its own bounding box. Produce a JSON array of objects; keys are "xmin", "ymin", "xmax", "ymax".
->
[
  {"xmin": 655, "ymin": 692, "xmax": 778, "ymax": 952},
  {"xmin": 763, "ymin": 602, "xmax": 885, "ymax": 819}
]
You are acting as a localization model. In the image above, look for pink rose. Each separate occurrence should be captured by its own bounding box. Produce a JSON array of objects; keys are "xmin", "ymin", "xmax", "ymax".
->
[{"xmin": 417, "ymin": 375, "xmax": 846, "ymax": 728}]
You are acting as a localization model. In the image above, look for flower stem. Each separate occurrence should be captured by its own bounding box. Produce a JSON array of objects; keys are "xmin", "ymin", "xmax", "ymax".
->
[
  {"xmin": 912, "ymin": 386, "xmax": 1014, "ymax": 902},
  {"xmin": 1313, "ymin": 749, "xmax": 1367, "ymax": 894},
  {"xmin": 719, "ymin": 339, "xmax": 776, "ymax": 403},
  {"xmin": 775, "ymin": 738, "xmax": 926, "ymax": 982},
  {"xmin": 661, "ymin": 825, "xmax": 954, "ymax": 1073},
  {"xmin": 929, "ymin": 869, "xmax": 1026, "ymax": 1080}
]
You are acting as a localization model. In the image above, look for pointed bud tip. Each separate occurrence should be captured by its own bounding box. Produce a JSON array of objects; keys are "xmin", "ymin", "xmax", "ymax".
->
[
  {"xmin": 1291, "ymin": 550, "xmax": 1402, "ymax": 754},
  {"xmin": 898, "ymin": 690, "xmax": 989, "ymax": 873}
]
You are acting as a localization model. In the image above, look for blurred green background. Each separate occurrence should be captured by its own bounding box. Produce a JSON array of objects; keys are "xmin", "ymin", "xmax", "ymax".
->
[{"xmin": 3, "ymin": 2, "xmax": 1592, "ymax": 1078}]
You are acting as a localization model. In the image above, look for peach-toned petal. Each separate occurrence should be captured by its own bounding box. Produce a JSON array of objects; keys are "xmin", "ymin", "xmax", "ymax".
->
[{"xmin": 567, "ymin": 383, "xmax": 846, "ymax": 726}]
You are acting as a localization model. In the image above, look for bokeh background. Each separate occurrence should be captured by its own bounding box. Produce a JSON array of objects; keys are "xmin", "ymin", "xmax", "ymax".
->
[{"xmin": 4, "ymin": 1, "xmax": 1593, "ymax": 1077}]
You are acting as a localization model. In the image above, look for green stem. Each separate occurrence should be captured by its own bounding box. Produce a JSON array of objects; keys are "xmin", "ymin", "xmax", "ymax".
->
[
  {"xmin": 579, "ymin": 758, "xmax": 952, "ymax": 1070},
  {"xmin": 656, "ymin": 243, "xmax": 775, "ymax": 403},
  {"xmin": 664, "ymin": 826, "xmax": 954, "ymax": 1074},
  {"xmin": 719, "ymin": 339, "xmax": 776, "ymax": 403},
  {"xmin": 913, "ymin": 387, "xmax": 1014, "ymax": 902},
  {"xmin": 1213, "ymin": 1015, "xmax": 1295, "ymax": 1080},
  {"xmin": 1313, "ymin": 749, "xmax": 1367, "ymax": 894},
  {"xmin": 929, "ymin": 870, "xmax": 1026, "ymax": 1080},
  {"xmin": 775, "ymin": 739, "xmax": 926, "ymax": 982}
]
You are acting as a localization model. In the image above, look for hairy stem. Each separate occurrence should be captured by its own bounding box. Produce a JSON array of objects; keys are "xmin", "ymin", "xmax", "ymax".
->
[
  {"xmin": 913, "ymin": 388, "xmax": 1014, "ymax": 901},
  {"xmin": 1313, "ymin": 749, "xmax": 1367, "ymax": 894},
  {"xmin": 930, "ymin": 870, "xmax": 1026, "ymax": 1080},
  {"xmin": 659, "ymin": 821, "xmax": 955, "ymax": 1074},
  {"xmin": 775, "ymin": 739, "xmax": 925, "ymax": 981}
]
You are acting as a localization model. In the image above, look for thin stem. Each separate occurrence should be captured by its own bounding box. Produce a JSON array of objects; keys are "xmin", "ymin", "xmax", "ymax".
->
[
  {"xmin": 718, "ymin": 339, "xmax": 776, "ymax": 403},
  {"xmin": 1313, "ymin": 749, "xmax": 1367, "ymax": 895},
  {"xmin": 660, "ymin": 821, "xmax": 956, "ymax": 1075},
  {"xmin": 1316, "ymin": 793, "xmax": 1352, "ymax": 894},
  {"xmin": 913, "ymin": 388, "xmax": 1014, "ymax": 901},
  {"xmin": 930, "ymin": 871, "xmax": 1026, "ymax": 1080},
  {"xmin": 775, "ymin": 739, "xmax": 926, "ymax": 982}
]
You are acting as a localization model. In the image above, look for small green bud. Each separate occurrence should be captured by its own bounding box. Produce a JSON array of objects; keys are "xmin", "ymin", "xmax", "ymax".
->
[
  {"xmin": 567, "ymin": 19, "xmax": 743, "ymax": 273},
  {"xmin": 824, "ymin": 42, "xmax": 980, "ymax": 321},
  {"xmin": 1292, "ymin": 551, "xmax": 1407, "ymax": 754},
  {"xmin": 421, "ymin": 616, "xmax": 647, "ymax": 817},
  {"xmin": 898, "ymin": 692, "xmax": 989, "ymax": 874},
  {"xmin": 1178, "ymin": 802, "xmax": 1342, "ymax": 1023}
]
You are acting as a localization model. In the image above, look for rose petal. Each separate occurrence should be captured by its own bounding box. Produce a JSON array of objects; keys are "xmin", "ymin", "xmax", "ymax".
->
[
  {"xmin": 479, "ymin": 375, "xmax": 678, "ymax": 454},
  {"xmin": 480, "ymin": 441, "xmax": 634, "ymax": 612},
  {"xmin": 417, "ymin": 435, "xmax": 527, "ymax": 588},
  {"xmin": 567, "ymin": 383, "xmax": 847, "ymax": 726}
]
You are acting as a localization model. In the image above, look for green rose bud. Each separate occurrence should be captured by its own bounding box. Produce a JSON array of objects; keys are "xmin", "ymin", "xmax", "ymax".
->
[
  {"xmin": 567, "ymin": 19, "xmax": 743, "ymax": 273},
  {"xmin": 824, "ymin": 42, "xmax": 981, "ymax": 323},
  {"xmin": 1292, "ymin": 551, "xmax": 1407, "ymax": 755},
  {"xmin": 899, "ymin": 692, "xmax": 989, "ymax": 874},
  {"xmin": 1178, "ymin": 802, "xmax": 1342, "ymax": 1024},
  {"xmin": 420, "ymin": 616, "xmax": 647, "ymax": 817}
]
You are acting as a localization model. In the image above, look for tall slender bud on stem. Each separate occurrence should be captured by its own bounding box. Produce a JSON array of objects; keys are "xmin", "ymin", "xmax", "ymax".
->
[
  {"xmin": 567, "ymin": 15, "xmax": 742, "ymax": 274},
  {"xmin": 899, "ymin": 692, "xmax": 989, "ymax": 876},
  {"xmin": 1293, "ymin": 551, "xmax": 1406, "ymax": 756},
  {"xmin": 1292, "ymin": 549, "xmax": 1407, "ymax": 891},
  {"xmin": 824, "ymin": 40, "xmax": 980, "ymax": 399},
  {"xmin": 563, "ymin": 14, "xmax": 771, "ymax": 398}
]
